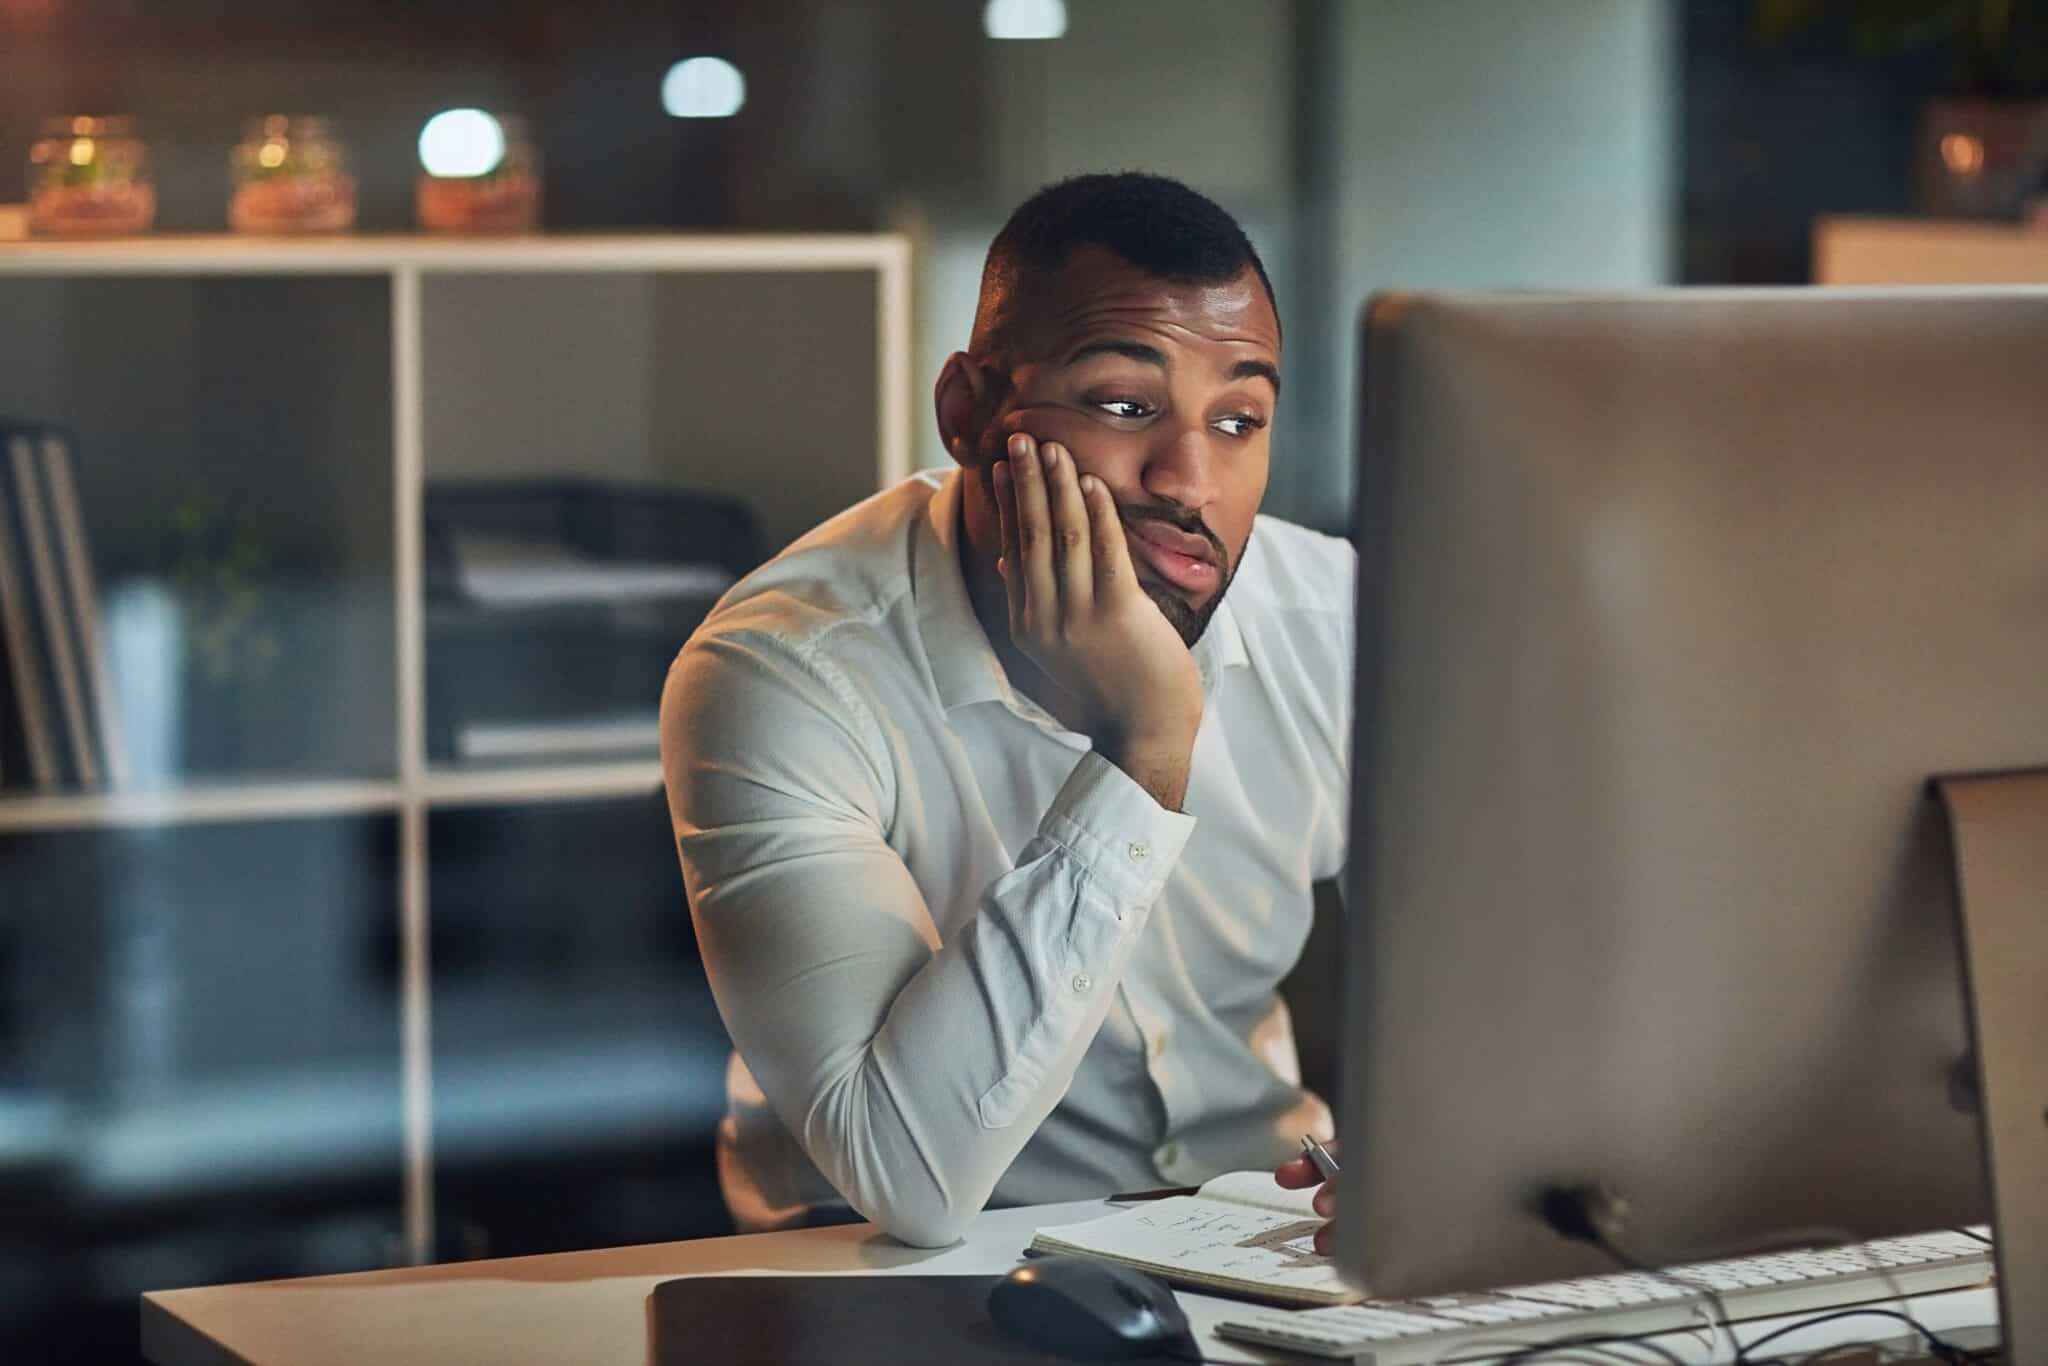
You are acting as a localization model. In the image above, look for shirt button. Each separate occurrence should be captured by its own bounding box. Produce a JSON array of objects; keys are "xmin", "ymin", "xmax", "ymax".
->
[
  {"xmin": 1149, "ymin": 1033, "xmax": 1168, "ymax": 1060},
  {"xmin": 1156, "ymin": 1141, "xmax": 1181, "ymax": 1169},
  {"xmin": 1071, "ymin": 973, "xmax": 1093, "ymax": 994},
  {"xmin": 1127, "ymin": 841, "xmax": 1150, "ymax": 862}
]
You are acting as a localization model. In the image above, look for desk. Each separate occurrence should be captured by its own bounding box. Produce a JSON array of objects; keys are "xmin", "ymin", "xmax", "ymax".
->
[{"xmin": 143, "ymin": 1200, "xmax": 1999, "ymax": 1366}]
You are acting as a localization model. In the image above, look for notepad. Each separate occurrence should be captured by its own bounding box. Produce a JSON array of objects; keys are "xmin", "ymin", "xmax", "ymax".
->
[{"xmin": 1028, "ymin": 1170, "xmax": 1365, "ymax": 1308}]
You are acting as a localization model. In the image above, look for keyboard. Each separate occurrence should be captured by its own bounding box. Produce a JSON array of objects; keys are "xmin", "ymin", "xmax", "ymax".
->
[{"xmin": 1216, "ymin": 1228, "xmax": 1993, "ymax": 1363}]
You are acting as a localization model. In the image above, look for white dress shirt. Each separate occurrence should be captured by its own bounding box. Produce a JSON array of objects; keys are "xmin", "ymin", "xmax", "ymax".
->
[{"xmin": 661, "ymin": 468, "xmax": 1353, "ymax": 1246}]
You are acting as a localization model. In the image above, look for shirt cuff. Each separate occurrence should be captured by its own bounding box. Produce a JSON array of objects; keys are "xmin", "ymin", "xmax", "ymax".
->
[{"xmin": 1039, "ymin": 750, "xmax": 1198, "ymax": 904}]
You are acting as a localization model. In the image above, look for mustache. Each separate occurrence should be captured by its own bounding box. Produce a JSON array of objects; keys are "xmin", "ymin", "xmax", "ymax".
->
[{"xmin": 1119, "ymin": 503, "xmax": 1228, "ymax": 567}]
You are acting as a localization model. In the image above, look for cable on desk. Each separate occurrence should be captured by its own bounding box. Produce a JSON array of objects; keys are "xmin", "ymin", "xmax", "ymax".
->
[
  {"xmin": 1950, "ymin": 1227, "xmax": 1995, "ymax": 1247},
  {"xmin": 1428, "ymin": 1326, "xmax": 1707, "ymax": 1366},
  {"xmin": 1794, "ymin": 1340, "xmax": 1910, "ymax": 1366},
  {"xmin": 1505, "ymin": 1352, "xmax": 1678, "ymax": 1366},
  {"xmin": 1741, "ymin": 1308, "xmax": 1978, "ymax": 1366},
  {"xmin": 1485, "ymin": 1330, "xmax": 1692, "ymax": 1366}
]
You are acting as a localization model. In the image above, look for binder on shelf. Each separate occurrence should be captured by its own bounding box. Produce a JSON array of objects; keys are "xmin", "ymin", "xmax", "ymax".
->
[
  {"xmin": 0, "ymin": 427, "xmax": 61, "ymax": 788},
  {"xmin": 7, "ymin": 430, "xmax": 98, "ymax": 787},
  {"xmin": 41, "ymin": 428, "xmax": 131, "ymax": 787}
]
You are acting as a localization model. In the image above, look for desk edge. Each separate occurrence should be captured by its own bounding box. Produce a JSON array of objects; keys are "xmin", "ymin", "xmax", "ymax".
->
[{"xmin": 142, "ymin": 1293, "xmax": 254, "ymax": 1366}]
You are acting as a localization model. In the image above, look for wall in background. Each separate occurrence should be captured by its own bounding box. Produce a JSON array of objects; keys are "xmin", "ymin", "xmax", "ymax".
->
[{"xmin": 1284, "ymin": 0, "xmax": 1679, "ymax": 530}]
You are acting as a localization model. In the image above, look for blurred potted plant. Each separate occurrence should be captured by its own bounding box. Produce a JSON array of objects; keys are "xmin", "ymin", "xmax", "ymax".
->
[
  {"xmin": 1757, "ymin": 0, "xmax": 2048, "ymax": 218},
  {"xmin": 167, "ymin": 498, "xmax": 284, "ymax": 772}
]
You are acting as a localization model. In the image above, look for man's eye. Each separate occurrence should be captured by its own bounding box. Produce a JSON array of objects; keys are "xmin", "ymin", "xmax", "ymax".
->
[
  {"xmin": 1216, "ymin": 414, "xmax": 1267, "ymax": 438},
  {"xmin": 1095, "ymin": 399, "xmax": 1152, "ymax": 420}
]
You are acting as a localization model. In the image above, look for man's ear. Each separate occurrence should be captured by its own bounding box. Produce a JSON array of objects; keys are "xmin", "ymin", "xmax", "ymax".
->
[{"xmin": 935, "ymin": 352, "xmax": 998, "ymax": 469}]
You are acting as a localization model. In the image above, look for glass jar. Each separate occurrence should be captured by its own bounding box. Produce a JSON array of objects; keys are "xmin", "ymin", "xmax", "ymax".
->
[
  {"xmin": 415, "ymin": 112, "xmax": 543, "ymax": 233},
  {"xmin": 229, "ymin": 116, "xmax": 357, "ymax": 234},
  {"xmin": 27, "ymin": 116, "xmax": 157, "ymax": 236}
]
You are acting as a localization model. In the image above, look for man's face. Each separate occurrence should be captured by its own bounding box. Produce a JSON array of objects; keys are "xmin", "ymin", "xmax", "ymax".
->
[{"xmin": 975, "ymin": 247, "xmax": 1280, "ymax": 645}]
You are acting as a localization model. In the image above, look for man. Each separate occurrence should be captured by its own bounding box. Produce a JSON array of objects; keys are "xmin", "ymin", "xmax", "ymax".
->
[{"xmin": 661, "ymin": 172, "xmax": 1350, "ymax": 1249}]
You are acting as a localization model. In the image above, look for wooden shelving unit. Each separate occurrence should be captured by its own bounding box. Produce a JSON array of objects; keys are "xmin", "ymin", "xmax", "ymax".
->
[{"xmin": 0, "ymin": 232, "xmax": 913, "ymax": 1266}]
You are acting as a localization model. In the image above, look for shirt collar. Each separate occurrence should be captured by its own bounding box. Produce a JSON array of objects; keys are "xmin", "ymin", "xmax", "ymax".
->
[
  {"xmin": 912, "ymin": 469, "xmax": 1250, "ymax": 714},
  {"xmin": 1195, "ymin": 584, "xmax": 1249, "ymax": 687},
  {"xmin": 913, "ymin": 470, "xmax": 1013, "ymax": 712}
]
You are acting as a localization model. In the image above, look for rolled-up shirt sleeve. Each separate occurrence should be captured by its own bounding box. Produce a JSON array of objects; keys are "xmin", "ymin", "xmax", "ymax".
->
[{"xmin": 661, "ymin": 625, "xmax": 1195, "ymax": 1247}]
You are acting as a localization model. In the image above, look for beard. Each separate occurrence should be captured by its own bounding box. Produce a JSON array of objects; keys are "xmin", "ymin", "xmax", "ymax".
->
[
  {"xmin": 1123, "ymin": 506, "xmax": 1241, "ymax": 647},
  {"xmin": 1135, "ymin": 546, "xmax": 1237, "ymax": 647}
]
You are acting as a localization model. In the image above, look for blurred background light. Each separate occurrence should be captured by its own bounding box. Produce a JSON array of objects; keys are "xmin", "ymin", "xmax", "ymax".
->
[
  {"xmin": 662, "ymin": 57, "xmax": 747, "ymax": 119},
  {"xmin": 1940, "ymin": 132, "xmax": 1986, "ymax": 176},
  {"xmin": 417, "ymin": 108, "xmax": 506, "ymax": 177},
  {"xmin": 983, "ymin": 0, "xmax": 1067, "ymax": 41}
]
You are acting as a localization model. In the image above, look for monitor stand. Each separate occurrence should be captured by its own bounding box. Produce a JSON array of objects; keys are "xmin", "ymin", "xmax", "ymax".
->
[{"xmin": 1933, "ymin": 769, "xmax": 2048, "ymax": 1366}]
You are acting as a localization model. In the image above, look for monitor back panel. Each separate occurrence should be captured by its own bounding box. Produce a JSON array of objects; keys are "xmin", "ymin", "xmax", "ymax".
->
[{"xmin": 1339, "ymin": 289, "xmax": 2048, "ymax": 1297}]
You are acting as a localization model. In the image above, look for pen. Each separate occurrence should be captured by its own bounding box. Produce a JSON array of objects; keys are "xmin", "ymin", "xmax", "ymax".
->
[{"xmin": 1300, "ymin": 1134, "xmax": 1341, "ymax": 1184}]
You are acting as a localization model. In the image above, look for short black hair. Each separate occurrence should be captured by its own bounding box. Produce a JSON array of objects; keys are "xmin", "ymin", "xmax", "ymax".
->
[{"xmin": 969, "ymin": 172, "xmax": 1279, "ymax": 361}]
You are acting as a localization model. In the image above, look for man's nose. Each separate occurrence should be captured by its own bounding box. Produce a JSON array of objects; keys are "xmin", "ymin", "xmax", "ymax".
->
[{"xmin": 1140, "ymin": 424, "xmax": 1220, "ymax": 514}]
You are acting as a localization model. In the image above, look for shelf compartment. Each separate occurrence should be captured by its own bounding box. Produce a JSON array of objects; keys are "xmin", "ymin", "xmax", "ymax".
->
[
  {"xmin": 420, "ymin": 269, "xmax": 881, "ymax": 554},
  {"xmin": 0, "ymin": 813, "xmax": 405, "ymax": 1348},
  {"xmin": 0, "ymin": 815, "xmax": 404, "ymax": 1213},
  {"xmin": 421, "ymin": 792, "xmax": 729, "ymax": 1256},
  {"xmin": 0, "ymin": 273, "xmax": 398, "ymax": 782}
]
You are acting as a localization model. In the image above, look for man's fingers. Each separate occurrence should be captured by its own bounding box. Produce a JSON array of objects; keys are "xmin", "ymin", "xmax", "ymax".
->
[
  {"xmin": 1043, "ymin": 443, "xmax": 1093, "ymax": 614},
  {"xmin": 1010, "ymin": 433, "xmax": 1057, "ymax": 630},
  {"xmin": 1313, "ymin": 1182, "xmax": 1336, "ymax": 1218},
  {"xmin": 1273, "ymin": 1157, "xmax": 1320, "ymax": 1189},
  {"xmin": 993, "ymin": 460, "xmax": 1025, "ymax": 629},
  {"xmin": 1082, "ymin": 471, "xmax": 1134, "ymax": 597}
]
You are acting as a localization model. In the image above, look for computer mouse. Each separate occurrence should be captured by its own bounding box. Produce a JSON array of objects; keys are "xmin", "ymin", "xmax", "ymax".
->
[{"xmin": 987, "ymin": 1254, "xmax": 1195, "ymax": 1360}]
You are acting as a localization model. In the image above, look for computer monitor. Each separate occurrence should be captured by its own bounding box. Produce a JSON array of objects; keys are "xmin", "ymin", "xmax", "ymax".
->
[{"xmin": 1335, "ymin": 290, "xmax": 2047, "ymax": 1328}]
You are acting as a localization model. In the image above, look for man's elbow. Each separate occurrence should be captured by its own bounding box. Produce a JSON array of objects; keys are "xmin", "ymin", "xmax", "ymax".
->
[
  {"xmin": 806, "ymin": 1076, "xmax": 989, "ymax": 1248},
  {"xmin": 871, "ymin": 1198, "xmax": 977, "ymax": 1249},
  {"xmin": 836, "ymin": 1153, "xmax": 981, "ymax": 1247}
]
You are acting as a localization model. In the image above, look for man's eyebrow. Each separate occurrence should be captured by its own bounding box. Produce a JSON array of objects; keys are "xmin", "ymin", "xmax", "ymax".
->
[
  {"xmin": 1065, "ymin": 341, "xmax": 1282, "ymax": 398},
  {"xmin": 1230, "ymin": 358, "xmax": 1282, "ymax": 397},
  {"xmin": 1064, "ymin": 339, "xmax": 1168, "ymax": 369}
]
